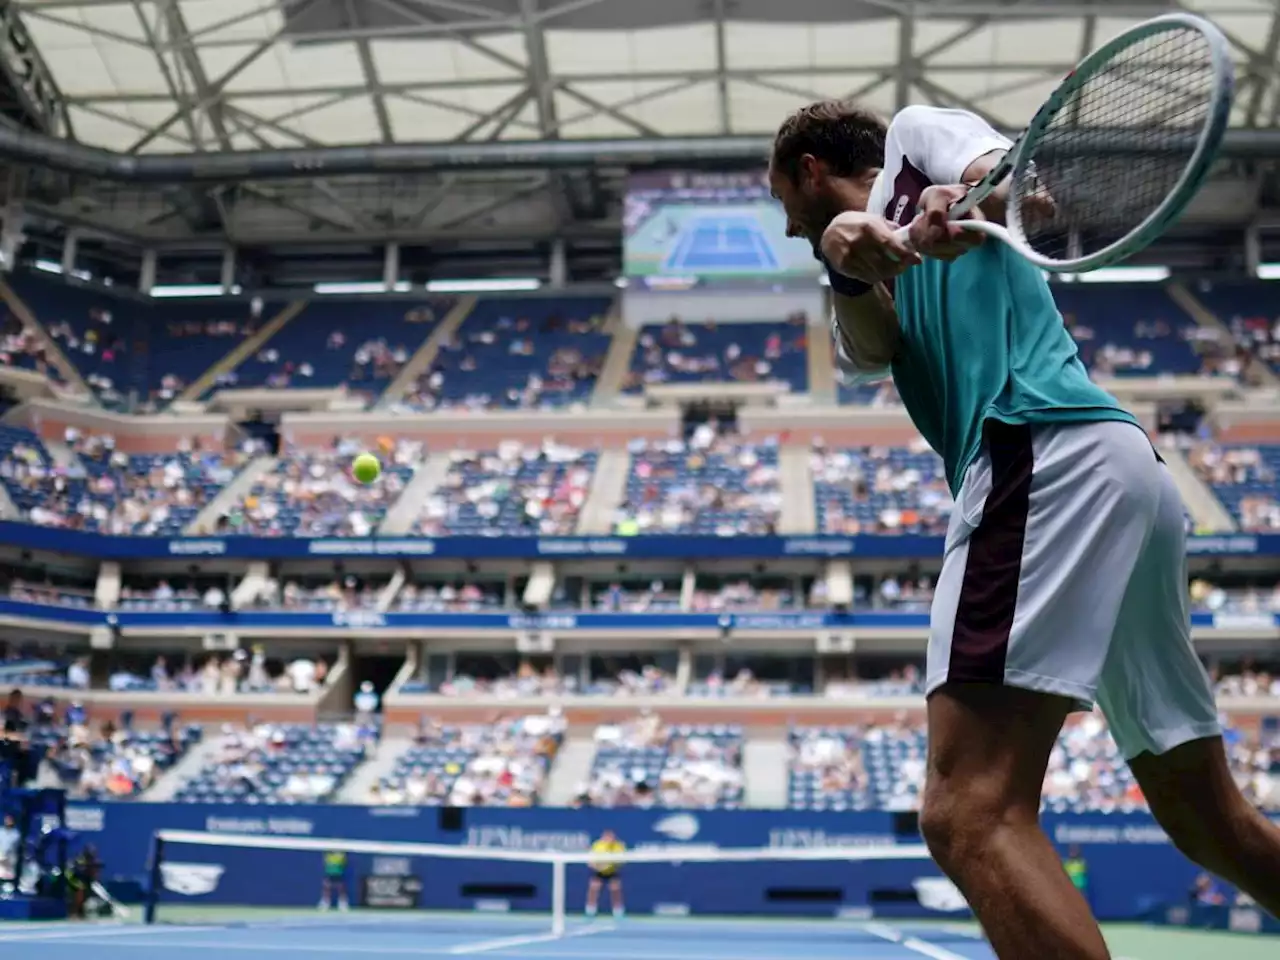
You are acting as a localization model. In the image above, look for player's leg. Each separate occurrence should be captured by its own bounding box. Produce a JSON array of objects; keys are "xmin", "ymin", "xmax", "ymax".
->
[
  {"xmin": 319, "ymin": 877, "xmax": 331, "ymax": 910},
  {"xmin": 336, "ymin": 880, "xmax": 349, "ymax": 911},
  {"xmin": 1099, "ymin": 463, "xmax": 1280, "ymax": 916},
  {"xmin": 608, "ymin": 878, "xmax": 624, "ymax": 918},
  {"xmin": 585, "ymin": 875, "xmax": 602, "ymax": 917},
  {"xmin": 923, "ymin": 686, "xmax": 1109, "ymax": 960},
  {"xmin": 923, "ymin": 421, "xmax": 1163, "ymax": 960}
]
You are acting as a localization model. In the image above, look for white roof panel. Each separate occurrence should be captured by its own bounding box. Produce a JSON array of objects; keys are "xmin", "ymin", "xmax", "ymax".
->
[
  {"xmin": 547, "ymin": 25, "xmax": 716, "ymax": 76},
  {"xmin": 294, "ymin": 94, "xmax": 383, "ymax": 144},
  {"xmin": 177, "ymin": 0, "xmax": 282, "ymax": 44},
  {"xmin": 10, "ymin": 0, "xmax": 1279, "ymax": 152},
  {"xmin": 370, "ymin": 38, "xmax": 524, "ymax": 84},
  {"xmin": 75, "ymin": 3, "xmax": 150, "ymax": 44}
]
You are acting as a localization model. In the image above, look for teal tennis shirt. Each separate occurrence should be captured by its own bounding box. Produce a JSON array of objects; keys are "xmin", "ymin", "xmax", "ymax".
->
[{"xmin": 848, "ymin": 106, "xmax": 1139, "ymax": 494}]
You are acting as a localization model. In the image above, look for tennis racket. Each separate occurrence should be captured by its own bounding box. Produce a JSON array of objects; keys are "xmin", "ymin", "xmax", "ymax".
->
[{"xmin": 894, "ymin": 13, "xmax": 1235, "ymax": 274}]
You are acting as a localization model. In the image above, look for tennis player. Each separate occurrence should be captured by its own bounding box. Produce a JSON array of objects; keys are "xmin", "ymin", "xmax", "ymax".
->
[
  {"xmin": 768, "ymin": 100, "xmax": 1280, "ymax": 959},
  {"xmin": 584, "ymin": 829, "xmax": 625, "ymax": 919}
]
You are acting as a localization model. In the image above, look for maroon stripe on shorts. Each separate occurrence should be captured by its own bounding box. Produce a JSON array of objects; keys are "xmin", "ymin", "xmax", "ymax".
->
[{"xmin": 948, "ymin": 421, "xmax": 1034, "ymax": 685}]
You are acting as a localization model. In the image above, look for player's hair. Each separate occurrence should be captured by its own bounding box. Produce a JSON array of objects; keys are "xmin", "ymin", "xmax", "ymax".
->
[{"xmin": 771, "ymin": 100, "xmax": 888, "ymax": 181}]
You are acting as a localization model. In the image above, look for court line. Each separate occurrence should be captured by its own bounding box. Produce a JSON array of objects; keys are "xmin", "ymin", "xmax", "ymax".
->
[
  {"xmin": 448, "ymin": 923, "xmax": 616, "ymax": 954},
  {"xmin": 863, "ymin": 922, "xmax": 972, "ymax": 960},
  {"xmin": 0, "ymin": 925, "xmax": 223, "ymax": 943},
  {"xmin": 748, "ymin": 229, "xmax": 778, "ymax": 270},
  {"xmin": 15, "ymin": 941, "xmax": 825, "ymax": 960}
]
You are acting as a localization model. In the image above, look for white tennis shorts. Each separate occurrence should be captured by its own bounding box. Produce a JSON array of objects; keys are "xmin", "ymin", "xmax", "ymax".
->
[{"xmin": 926, "ymin": 418, "xmax": 1221, "ymax": 760}]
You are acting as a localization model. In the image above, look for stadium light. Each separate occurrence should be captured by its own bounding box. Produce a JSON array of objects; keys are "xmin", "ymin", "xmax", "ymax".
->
[
  {"xmin": 313, "ymin": 281, "xmax": 412, "ymax": 294},
  {"xmin": 150, "ymin": 284, "xmax": 241, "ymax": 298},
  {"xmin": 426, "ymin": 278, "xmax": 541, "ymax": 293},
  {"xmin": 33, "ymin": 258, "xmax": 92, "ymax": 282},
  {"xmin": 1075, "ymin": 266, "xmax": 1171, "ymax": 283},
  {"xmin": 1256, "ymin": 263, "xmax": 1280, "ymax": 280}
]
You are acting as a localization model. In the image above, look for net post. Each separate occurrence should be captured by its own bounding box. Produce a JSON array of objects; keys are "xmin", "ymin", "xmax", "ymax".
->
[
  {"xmin": 550, "ymin": 857, "xmax": 566, "ymax": 937},
  {"xmin": 143, "ymin": 833, "xmax": 164, "ymax": 925}
]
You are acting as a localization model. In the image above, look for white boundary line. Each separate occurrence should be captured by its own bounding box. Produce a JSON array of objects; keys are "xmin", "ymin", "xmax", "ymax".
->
[
  {"xmin": 863, "ymin": 921, "xmax": 972, "ymax": 960},
  {"xmin": 449, "ymin": 922, "xmax": 616, "ymax": 955},
  {"xmin": 0, "ymin": 925, "xmax": 222, "ymax": 943}
]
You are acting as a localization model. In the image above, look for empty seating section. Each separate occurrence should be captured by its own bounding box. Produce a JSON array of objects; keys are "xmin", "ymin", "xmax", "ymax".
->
[
  {"xmin": 1188, "ymin": 443, "xmax": 1280, "ymax": 530},
  {"xmin": 627, "ymin": 318, "xmax": 807, "ymax": 392},
  {"xmin": 812, "ymin": 444, "xmax": 951, "ymax": 536},
  {"xmin": 176, "ymin": 722, "xmax": 373, "ymax": 803},
  {"xmin": 586, "ymin": 717, "xmax": 745, "ymax": 808},
  {"xmin": 224, "ymin": 299, "xmax": 444, "ymax": 395},
  {"xmin": 10, "ymin": 273, "xmax": 271, "ymax": 407},
  {"xmin": 406, "ymin": 297, "xmax": 612, "ymax": 410},
  {"xmin": 1055, "ymin": 285, "xmax": 1202, "ymax": 376},
  {"xmin": 615, "ymin": 436, "xmax": 779, "ymax": 535},
  {"xmin": 373, "ymin": 714, "xmax": 563, "ymax": 806},
  {"xmin": 1193, "ymin": 280, "xmax": 1280, "ymax": 372},
  {"xmin": 413, "ymin": 442, "xmax": 597, "ymax": 536},
  {"xmin": 231, "ymin": 441, "xmax": 418, "ymax": 537}
]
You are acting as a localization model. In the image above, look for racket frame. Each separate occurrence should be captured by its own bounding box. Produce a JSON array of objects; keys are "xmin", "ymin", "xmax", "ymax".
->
[{"xmin": 895, "ymin": 12, "xmax": 1234, "ymax": 274}]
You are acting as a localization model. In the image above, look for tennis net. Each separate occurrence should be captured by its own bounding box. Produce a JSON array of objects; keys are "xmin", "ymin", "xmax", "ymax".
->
[{"xmin": 145, "ymin": 829, "xmax": 965, "ymax": 936}]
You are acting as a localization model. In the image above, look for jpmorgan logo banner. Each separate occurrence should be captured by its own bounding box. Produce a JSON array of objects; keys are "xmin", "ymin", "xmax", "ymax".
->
[{"xmin": 160, "ymin": 863, "xmax": 225, "ymax": 897}]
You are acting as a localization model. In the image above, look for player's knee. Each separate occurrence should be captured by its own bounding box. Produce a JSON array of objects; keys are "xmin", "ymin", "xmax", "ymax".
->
[{"xmin": 920, "ymin": 782, "xmax": 985, "ymax": 869}]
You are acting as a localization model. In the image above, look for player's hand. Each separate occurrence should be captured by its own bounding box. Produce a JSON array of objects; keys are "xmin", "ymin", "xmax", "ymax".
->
[
  {"xmin": 820, "ymin": 211, "xmax": 921, "ymax": 285},
  {"xmin": 909, "ymin": 185, "xmax": 986, "ymax": 261}
]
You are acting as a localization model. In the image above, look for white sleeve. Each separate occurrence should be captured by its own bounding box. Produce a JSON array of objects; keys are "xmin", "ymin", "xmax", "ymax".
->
[
  {"xmin": 831, "ymin": 313, "xmax": 892, "ymax": 385},
  {"xmin": 889, "ymin": 105, "xmax": 1012, "ymax": 186}
]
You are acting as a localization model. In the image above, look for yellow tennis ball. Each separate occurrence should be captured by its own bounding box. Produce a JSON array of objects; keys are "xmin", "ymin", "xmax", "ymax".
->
[{"xmin": 352, "ymin": 453, "xmax": 381, "ymax": 484}]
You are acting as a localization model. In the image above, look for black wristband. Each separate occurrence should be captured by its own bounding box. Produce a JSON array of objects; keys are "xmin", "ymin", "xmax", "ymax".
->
[{"xmin": 822, "ymin": 260, "xmax": 872, "ymax": 298}]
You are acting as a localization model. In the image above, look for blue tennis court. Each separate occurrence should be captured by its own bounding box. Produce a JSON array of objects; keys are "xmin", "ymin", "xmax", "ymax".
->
[
  {"xmin": 0, "ymin": 913, "xmax": 996, "ymax": 960},
  {"xmin": 662, "ymin": 215, "xmax": 780, "ymax": 272}
]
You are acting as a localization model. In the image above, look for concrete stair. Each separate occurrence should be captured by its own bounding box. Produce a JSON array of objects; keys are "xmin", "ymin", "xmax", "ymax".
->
[
  {"xmin": 185, "ymin": 455, "xmax": 277, "ymax": 534},
  {"xmin": 590, "ymin": 307, "xmax": 636, "ymax": 405},
  {"xmin": 0, "ymin": 279, "xmax": 92, "ymax": 396},
  {"xmin": 143, "ymin": 736, "xmax": 224, "ymax": 801},
  {"xmin": 778, "ymin": 443, "xmax": 816, "ymax": 534},
  {"xmin": 178, "ymin": 300, "xmax": 308, "ymax": 403},
  {"xmin": 335, "ymin": 737, "xmax": 414, "ymax": 803},
  {"xmin": 541, "ymin": 735, "xmax": 597, "ymax": 806},
  {"xmin": 0, "ymin": 482, "xmax": 17, "ymax": 520},
  {"xmin": 576, "ymin": 449, "xmax": 631, "ymax": 534},
  {"xmin": 43, "ymin": 438, "xmax": 81, "ymax": 471},
  {"xmin": 806, "ymin": 315, "xmax": 836, "ymax": 403},
  {"xmin": 376, "ymin": 297, "xmax": 476, "ymax": 408},
  {"xmin": 378, "ymin": 455, "xmax": 451, "ymax": 534},
  {"xmin": 743, "ymin": 735, "xmax": 789, "ymax": 809}
]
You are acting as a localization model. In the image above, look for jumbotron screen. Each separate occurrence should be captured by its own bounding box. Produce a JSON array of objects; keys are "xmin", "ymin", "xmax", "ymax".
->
[{"xmin": 622, "ymin": 172, "xmax": 822, "ymax": 288}]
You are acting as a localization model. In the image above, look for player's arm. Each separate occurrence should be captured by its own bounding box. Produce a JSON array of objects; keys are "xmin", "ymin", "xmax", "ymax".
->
[
  {"xmin": 820, "ymin": 211, "xmax": 917, "ymax": 373},
  {"xmin": 832, "ymin": 285, "xmax": 901, "ymax": 378}
]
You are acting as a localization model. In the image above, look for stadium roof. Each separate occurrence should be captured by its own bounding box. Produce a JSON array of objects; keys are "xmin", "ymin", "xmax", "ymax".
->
[
  {"xmin": 12, "ymin": 0, "xmax": 1280, "ymax": 149},
  {"xmin": 4, "ymin": 0, "xmax": 1280, "ymax": 285}
]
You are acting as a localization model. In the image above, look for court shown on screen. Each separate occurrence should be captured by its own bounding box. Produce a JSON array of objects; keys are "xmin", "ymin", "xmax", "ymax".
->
[{"xmin": 623, "ymin": 172, "xmax": 821, "ymax": 285}]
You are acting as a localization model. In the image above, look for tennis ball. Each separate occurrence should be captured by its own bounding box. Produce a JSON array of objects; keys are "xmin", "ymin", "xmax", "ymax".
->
[{"xmin": 352, "ymin": 452, "xmax": 381, "ymax": 484}]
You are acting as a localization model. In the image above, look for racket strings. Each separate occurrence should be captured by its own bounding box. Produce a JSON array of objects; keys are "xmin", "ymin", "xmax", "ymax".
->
[{"xmin": 1014, "ymin": 25, "xmax": 1218, "ymax": 262}]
